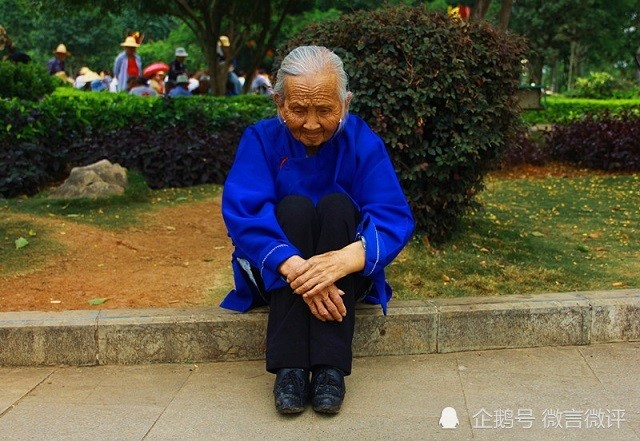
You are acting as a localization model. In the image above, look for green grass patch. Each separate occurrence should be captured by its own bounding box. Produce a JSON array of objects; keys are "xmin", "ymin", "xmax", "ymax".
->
[
  {"xmin": 0, "ymin": 218, "xmax": 64, "ymax": 276},
  {"xmin": 1, "ymin": 171, "xmax": 220, "ymax": 229},
  {"xmin": 388, "ymin": 173, "xmax": 640, "ymax": 299}
]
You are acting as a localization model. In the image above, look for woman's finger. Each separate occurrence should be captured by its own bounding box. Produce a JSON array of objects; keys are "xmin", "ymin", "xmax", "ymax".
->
[
  {"xmin": 328, "ymin": 290, "xmax": 347, "ymax": 317},
  {"xmin": 305, "ymin": 299, "xmax": 322, "ymax": 321},
  {"xmin": 322, "ymin": 295, "xmax": 343, "ymax": 322},
  {"xmin": 313, "ymin": 297, "xmax": 336, "ymax": 321}
]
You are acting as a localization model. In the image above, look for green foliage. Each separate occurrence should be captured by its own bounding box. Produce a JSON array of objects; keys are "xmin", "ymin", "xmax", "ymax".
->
[
  {"xmin": 389, "ymin": 173, "xmax": 640, "ymax": 299},
  {"xmin": 0, "ymin": 61, "xmax": 57, "ymax": 100},
  {"xmin": 565, "ymin": 72, "xmax": 640, "ymax": 100},
  {"xmin": 279, "ymin": 5, "xmax": 526, "ymax": 241},
  {"xmin": 522, "ymin": 96, "xmax": 640, "ymax": 125},
  {"xmin": 0, "ymin": 90, "xmax": 275, "ymax": 198},
  {"xmin": 510, "ymin": 0, "xmax": 638, "ymax": 88},
  {"xmin": 138, "ymin": 23, "xmax": 207, "ymax": 74}
]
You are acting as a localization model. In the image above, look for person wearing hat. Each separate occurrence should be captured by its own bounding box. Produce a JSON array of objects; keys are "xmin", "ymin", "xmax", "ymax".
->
[
  {"xmin": 47, "ymin": 44, "xmax": 70, "ymax": 76},
  {"xmin": 216, "ymin": 35, "xmax": 231, "ymax": 62},
  {"xmin": 167, "ymin": 74, "xmax": 192, "ymax": 97},
  {"xmin": 168, "ymin": 47, "xmax": 188, "ymax": 82},
  {"xmin": 113, "ymin": 36, "xmax": 142, "ymax": 92},
  {"xmin": 149, "ymin": 70, "xmax": 166, "ymax": 95}
]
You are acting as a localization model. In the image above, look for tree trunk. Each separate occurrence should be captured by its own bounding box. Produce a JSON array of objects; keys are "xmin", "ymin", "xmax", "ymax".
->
[
  {"xmin": 635, "ymin": 46, "xmax": 640, "ymax": 82},
  {"xmin": 528, "ymin": 55, "xmax": 544, "ymax": 86},
  {"xmin": 241, "ymin": 0, "xmax": 297, "ymax": 94},
  {"xmin": 567, "ymin": 41, "xmax": 577, "ymax": 90},
  {"xmin": 497, "ymin": 0, "xmax": 512, "ymax": 30},
  {"xmin": 471, "ymin": 0, "xmax": 491, "ymax": 21}
]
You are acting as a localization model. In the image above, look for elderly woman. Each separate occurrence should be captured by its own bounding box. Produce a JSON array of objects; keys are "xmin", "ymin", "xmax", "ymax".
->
[{"xmin": 221, "ymin": 46, "xmax": 414, "ymax": 415}]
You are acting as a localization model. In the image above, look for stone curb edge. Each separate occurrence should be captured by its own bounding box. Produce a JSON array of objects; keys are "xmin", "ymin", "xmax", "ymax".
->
[{"xmin": 1, "ymin": 289, "xmax": 638, "ymax": 366}]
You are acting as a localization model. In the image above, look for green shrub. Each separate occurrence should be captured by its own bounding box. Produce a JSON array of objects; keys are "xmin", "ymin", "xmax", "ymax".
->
[
  {"xmin": 0, "ymin": 61, "xmax": 57, "ymax": 101},
  {"xmin": 277, "ymin": 6, "xmax": 526, "ymax": 241},
  {"xmin": 0, "ymin": 91, "xmax": 275, "ymax": 198},
  {"xmin": 565, "ymin": 72, "xmax": 640, "ymax": 100},
  {"xmin": 522, "ymin": 96, "xmax": 640, "ymax": 125}
]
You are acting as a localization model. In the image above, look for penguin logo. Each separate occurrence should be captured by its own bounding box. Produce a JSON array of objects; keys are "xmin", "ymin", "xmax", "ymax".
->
[{"xmin": 439, "ymin": 407, "xmax": 459, "ymax": 429}]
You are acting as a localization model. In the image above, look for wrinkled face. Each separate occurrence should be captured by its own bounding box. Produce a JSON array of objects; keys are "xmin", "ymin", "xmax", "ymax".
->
[{"xmin": 276, "ymin": 70, "xmax": 348, "ymax": 148}]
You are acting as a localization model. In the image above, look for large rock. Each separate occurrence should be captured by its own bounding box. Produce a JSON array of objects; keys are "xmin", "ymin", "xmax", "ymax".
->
[{"xmin": 49, "ymin": 159, "xmax": 128, "ymax": 199}]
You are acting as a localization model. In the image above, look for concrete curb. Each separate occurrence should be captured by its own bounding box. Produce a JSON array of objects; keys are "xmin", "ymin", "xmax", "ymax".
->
[{"xmin": 1, "ymin": 289, "xmax": 638, "ymax": 366}]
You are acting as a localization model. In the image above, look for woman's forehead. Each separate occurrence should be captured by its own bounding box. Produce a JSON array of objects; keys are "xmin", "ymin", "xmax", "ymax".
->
[{"xmin": 284, "ymin": 71, "xmax": 340, "ymax": 102}]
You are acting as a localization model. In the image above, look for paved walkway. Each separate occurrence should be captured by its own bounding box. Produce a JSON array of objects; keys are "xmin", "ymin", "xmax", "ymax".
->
[{"xmin": 1, "ymin": 342, "xmax": 638, "ymax": 440}]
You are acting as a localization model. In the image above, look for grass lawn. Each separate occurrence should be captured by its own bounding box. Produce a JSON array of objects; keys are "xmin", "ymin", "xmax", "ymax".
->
[
  {"xmin": 2, "ymin": 170, "xmax": 638, "ymax": 298},
  {"xmin": 388, "ymin": 172, "xmax": 640, "ymax": 299},
  {"xmin": 0, "ymin": 172, "xmax": 218, "ymax": 276}
]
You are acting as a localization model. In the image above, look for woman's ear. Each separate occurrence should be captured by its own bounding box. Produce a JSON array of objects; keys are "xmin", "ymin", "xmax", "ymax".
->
[
  {"xmin": 273, "ymin": 93, "xmax": 285, "ymax": 113},
  {"xmin": 344, "ymin": 92, "xmax": 353, "ymax": 114}
]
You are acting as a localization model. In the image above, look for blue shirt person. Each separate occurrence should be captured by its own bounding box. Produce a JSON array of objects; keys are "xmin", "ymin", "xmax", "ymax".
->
[
  {"xmin": 221, "ymin": 46, "xmax": 414, "ymax": 416},
  {"xmin": 167, "ymin": 74, "xmax": 192, "ymax": 97}
]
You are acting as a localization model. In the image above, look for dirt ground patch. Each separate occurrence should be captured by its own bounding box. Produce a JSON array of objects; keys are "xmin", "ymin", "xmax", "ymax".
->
[
  {"xmin": 0, "ymin": 197, "xmax": 233, "ymax": 312},
  {"xmin": 0, "ymin": 163, "xmax": 615, "ymax": 313}
]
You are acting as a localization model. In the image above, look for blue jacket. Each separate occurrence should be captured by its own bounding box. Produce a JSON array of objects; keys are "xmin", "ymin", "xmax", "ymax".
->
[
  {"xmin": 113, "ymin": 51, "xmax": 142, "ymax": 92},
  {"xmin": 221, "ymin": 114, "xmax": 414, "ymax": 314}
]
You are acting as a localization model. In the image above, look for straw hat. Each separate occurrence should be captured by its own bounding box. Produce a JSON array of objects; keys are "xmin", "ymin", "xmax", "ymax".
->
[
  {"xmin": 218, "ymin": 35, "xmax": 230, "ymax": 47},
  {"xmin": 120, "ymin": 36, "xmax": 140, "ymax": 48},
  {"xmin": 54, "ymin": 43, "xmax": 70, "ymax": 55}
]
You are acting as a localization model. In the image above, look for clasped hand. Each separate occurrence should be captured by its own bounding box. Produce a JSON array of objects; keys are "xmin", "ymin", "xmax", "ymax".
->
[
  {"xmin": 279, "ymin": 241, "xmax": 365, "ymax": 322},
  {"xmin": 281, "ymin": 251, "xmax": 349, "ymax": 322}
]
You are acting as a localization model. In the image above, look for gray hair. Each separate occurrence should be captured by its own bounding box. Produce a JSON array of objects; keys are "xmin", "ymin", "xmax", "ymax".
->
[{"xmin": 274, "ymin": 46, "xmax": 351, "ymax": 104}]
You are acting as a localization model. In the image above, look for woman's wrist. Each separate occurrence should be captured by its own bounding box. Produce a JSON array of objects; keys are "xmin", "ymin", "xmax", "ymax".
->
[{"xmin": 278, "ymin": 255, "xmax": 304, "ymax": 279}]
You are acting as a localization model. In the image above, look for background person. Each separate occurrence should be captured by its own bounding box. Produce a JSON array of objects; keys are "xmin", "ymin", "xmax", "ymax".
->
[
  {"xmin": 221, "ymin": 46, "xmax": 414, "ymax": 415},
  {"xmin": 168, "ymin": 47, "xmax": 188, "ymax": 81},
  {"xmin": 47, "ymin": 43, "xmax": 70, "ymax": 76},
  {"xmin": 167, "ymin": 74, "xmax": 192, "ymax": 97},
  {"xmin": 149, "ymin": 70, "xmax": 166, "ymax": 95},
  {"xmin": 129, "ymin": 76, "xmax": 157, "ymax": 96},
  {"xmin": 113, "ymin": 36, "xmax": 141, "ymax": 92}
]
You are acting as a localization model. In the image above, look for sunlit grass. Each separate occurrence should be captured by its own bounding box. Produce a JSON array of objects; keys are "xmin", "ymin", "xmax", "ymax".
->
[
  {"xmin": 388, "ymin": 173, "xmax": 640, "ymax": 299},
  {"xmin": 1, "ymin": 171, "xmax": 220, "ymax": 229}
]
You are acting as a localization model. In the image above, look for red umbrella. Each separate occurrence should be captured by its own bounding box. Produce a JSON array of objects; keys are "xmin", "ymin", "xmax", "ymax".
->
[{"xmin": 143, "ymin": 62, "xmax": 170, "ymax": 77}]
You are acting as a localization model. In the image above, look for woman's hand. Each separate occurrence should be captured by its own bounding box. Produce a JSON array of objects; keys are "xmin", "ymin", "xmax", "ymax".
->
[
  {"xmin": 302, "ymin": 284, "xmax": 346, "ymax": 322},
  {"xmin": 278, "ymin": 240, "xmax": 365, "ymax": 321},
  {"xmin": 287, "ymin": 241, "xmax": 365, "ymax": 299}
]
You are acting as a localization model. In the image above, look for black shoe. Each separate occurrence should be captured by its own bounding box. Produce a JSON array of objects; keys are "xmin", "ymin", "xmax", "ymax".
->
[
  {"xmin": 311, "ymin": 367, "xmax": 345, "ymax": 414},
  {"xmin": 273, "ymin": 368, "xmax": 310, "ymax": 414}
]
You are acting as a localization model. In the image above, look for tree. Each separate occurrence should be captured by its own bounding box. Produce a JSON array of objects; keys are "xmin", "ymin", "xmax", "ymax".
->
[
  {"xmin": 39, "ymin": 0, "xmax": 314, "ymax": 95},
  {"xmin": 510, "ymin": 0, "xmax": 637, "ymax": 90}
]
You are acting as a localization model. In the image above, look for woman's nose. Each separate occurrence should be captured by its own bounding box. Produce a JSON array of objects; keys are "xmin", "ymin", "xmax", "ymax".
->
[{"xmin": 303, "ymin": 110, "xmax": 320, "ymax": 129}]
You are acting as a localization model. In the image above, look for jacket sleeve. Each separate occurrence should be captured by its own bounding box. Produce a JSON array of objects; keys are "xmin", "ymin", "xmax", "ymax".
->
[
  {"xmin": 349, "ymin": 129, "xmax": 414, "ymax": 279},
  {"xmin": 222, "ymin": 126, "xmax": 300, "ymax": 291}
]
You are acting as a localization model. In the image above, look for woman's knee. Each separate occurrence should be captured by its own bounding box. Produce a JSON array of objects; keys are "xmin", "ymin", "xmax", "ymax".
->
[
  {"xmin": 317, "ymin": 193, "xmax": 359, "ymax": 221},
  {"xmin": 276, "ymin": 195, "xmax": 317, "ymax": 236}
]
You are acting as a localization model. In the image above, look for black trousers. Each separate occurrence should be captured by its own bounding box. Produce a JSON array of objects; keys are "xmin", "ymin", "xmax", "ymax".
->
[{"xmin": 265, "ymin": 193, "xmax": 365, "ymax": 376}]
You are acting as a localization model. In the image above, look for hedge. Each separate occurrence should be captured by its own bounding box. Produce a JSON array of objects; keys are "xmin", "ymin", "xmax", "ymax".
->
[
  {"xmin": 0, "ymin": 61, "xmax": 58, "ymax": 101},
  {"xmin": 523, "ymin": 96, "xmax": 640, "ymax": 125},
  {"xmin": 0, "ymin": 90, "xmax": 275, "ymax": 198},
  {"xmin": 277, "ymin": 6, "xmax": 526, "ymax": 241}
]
